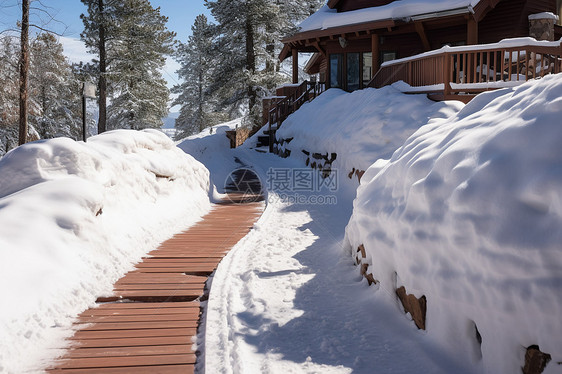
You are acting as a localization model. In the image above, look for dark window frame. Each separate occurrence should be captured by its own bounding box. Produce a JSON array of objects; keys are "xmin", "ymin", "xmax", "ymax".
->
[{"xmin": 328, "ymin": 51, "xmax": 374, "ymax": 91}]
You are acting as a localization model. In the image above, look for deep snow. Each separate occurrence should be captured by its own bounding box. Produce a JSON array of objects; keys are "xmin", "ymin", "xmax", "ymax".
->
[
  {"xmin": 0, "ymin": 130, "xmax": 211, "ymax": 373},
  {"xmin": 275, "ymin": 85, "xmax": 463, "ymax": 175},
  {"xmin": 1, "ymin": 72, "xmax": 561, "ymax": 374},
  {"xmin": 179, "ymin": 120, "xmax": 478, "ymax": 373},
  {"xmin": 346, "ymin": 74, "xmax": 562, "ymax": 373}
]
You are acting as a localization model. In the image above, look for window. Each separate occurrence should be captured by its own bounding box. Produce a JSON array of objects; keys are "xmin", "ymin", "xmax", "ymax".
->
[
  {"xmin": 558, "ymin": 0, "xmax": 562, "ymax": 26},
  {"xmin": 330, "ymin": 54, "xmax": 343, "ymax": 89},
  {"xmin": 381, "ymin": 52, "xmax": 397, "ymax": 63},
  {"xmin": 362, "ymin": 52, "xmax": 372, "ymax": 87},
  {"xmin": 347, "ymin": 53, "xmax": 360, "ymax": 91}
]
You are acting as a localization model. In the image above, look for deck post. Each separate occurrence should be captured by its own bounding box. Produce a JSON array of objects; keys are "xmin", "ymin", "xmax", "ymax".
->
[
  {"xmin": 371, "ymin": 34, "xmax": 380, "ymax": 77},
  {"xmin": 467, "ymin": 18, "xmax": 478, "ymax": 45},
  {"xmin": 443, "ymin": 53, "xmax": 451, "ymax": 98},
  {"xmin": 292, "ymin": 48, "xmax": 299, "ymax": 84}
]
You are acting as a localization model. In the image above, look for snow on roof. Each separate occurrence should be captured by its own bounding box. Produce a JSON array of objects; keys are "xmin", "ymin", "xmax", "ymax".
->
[
  {"xmin": 528, "ymin": 12, "xmax": 559, "ymax": 21},
  {"xmin": 299, "ymin": 0, "xmax": 481, "ymax": 32}
]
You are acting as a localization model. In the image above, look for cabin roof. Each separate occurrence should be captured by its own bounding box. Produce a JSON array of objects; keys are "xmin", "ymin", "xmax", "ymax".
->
[
  {"xmin": 326, "ymin": 0, "xmax": 341, "ymax": 8},
  {"xmin": 299, "ymin": 0, "xmax": 482, "ymax": 34}
]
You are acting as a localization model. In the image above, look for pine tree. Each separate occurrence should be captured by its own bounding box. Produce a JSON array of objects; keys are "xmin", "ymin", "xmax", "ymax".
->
[
  {"xmin": 106, "ymin": 0, "xmax": 175, "ymax": 130},
  {"xmin": 281, "ymin": 0, "xmax": 324, "ymax": 33},
  {"xmin": 0, "ymin": 36, "xmax": 20, "ymax": 156},
  {"xmin": 172, "ymin": 14, "xmax": 226, "ymax": 139},
  {"xmin": 81, "ymin": 0, "xmax": 175, "ymax": 130},
  {"xmin": 29, "ymin": 33, "xmax": 82, "ymax": 140},
  {"xmin": 81, "ymin": 0, "xmax": 115, "ymax": 133},
  {"xmin": 204, "ymin": 0, "xmax": 322, "ymax": 128}
]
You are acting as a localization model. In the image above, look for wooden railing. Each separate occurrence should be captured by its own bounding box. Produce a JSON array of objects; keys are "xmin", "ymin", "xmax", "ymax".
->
[
  {"xmin": 369, "ymin": 40, "xmax": 562, "ymax": 100},
  {"xmin": 268, "ymin": 80, "xmax": 326, "ymax": 153}
]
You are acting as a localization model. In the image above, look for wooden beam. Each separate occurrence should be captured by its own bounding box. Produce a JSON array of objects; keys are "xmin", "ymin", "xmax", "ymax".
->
[
  {"xmin": 414, "ymin": 22, "xmax": 431, "ymax": 51},
  {"xmin": 371, "ymin": 34, "xmax": 380, "ymax": 77},
  {"xmin": 467, "ymin": 18, "xmax": 478, "ymax": 45},
  {"xmin": 312, "ymin": 41, "xmax": 326, "ymax": 57},
  {"xmin": 292, "ymin": 48, "xmax": 298, "ymax": 84}
]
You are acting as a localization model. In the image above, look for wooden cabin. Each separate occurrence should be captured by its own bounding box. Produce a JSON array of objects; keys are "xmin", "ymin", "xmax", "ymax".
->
[{"xmin": 280, "ymin": 0, "xmax": 562, "ymax": 91}]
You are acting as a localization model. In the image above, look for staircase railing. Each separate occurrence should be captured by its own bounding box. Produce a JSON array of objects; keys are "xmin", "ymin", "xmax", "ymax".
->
[
  {"xmin": 368, "ymin": 40, "xmax": 562, "ymax": 99},
  {"xmin": 268, "ymin": 80, "xmax": 326, "ymax": 153}
]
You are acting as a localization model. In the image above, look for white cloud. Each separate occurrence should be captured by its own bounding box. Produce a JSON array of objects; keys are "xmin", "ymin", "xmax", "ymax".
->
[{"xmin": 58, "ymin": 36, "xmax": 92, "ymax": 64}]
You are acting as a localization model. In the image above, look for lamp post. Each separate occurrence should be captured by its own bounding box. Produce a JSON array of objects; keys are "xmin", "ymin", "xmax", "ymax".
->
[{"xmin": 82, "ymin": 82, "xmax": 96, "ymax": 142}]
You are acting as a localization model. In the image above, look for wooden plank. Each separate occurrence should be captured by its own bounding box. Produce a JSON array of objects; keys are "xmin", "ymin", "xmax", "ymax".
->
[
  {"xmin": 81, "ymin": 307, "xmax": 199, "ymax": 316},
  {"xmin": 94, "ymin": 302, "xmax": 198, "ymax": 309},
  {"xmin": 135, "ymin": 262, "xmax": 218, "ymax": 268},
  {"xmin": 136, "ymin": 258, "xmax": 219, "ymax": 264},
  {"xmin": 67, "ymin": 336, "xmax": 192, "ymax": 349},
  {"xmin": 70, "ymin": 328, "xmax": 196, "ymax": 340},
  {"xmin": 53, "ymin": 354, "xmax": 196, "ymax": 369},
  {"xmin": 64, "ymin": 345, "xmax": 192, "ymax": 358},
  {"xmin": 113, "ymin": 284, "xmax": 204, "ymax": 291},
  {"xmin": 77, "ymin": 313, "xmax": 199, "ymax": 324},
  {"xmin": 130, "ymin": 267, "xmax": 216, "ymax": 273},
  {"xmin": 48, "ymin": 364, "xmax": 194, "ymax": 374},
  {"xmin": 76, "ymin": 321, "xmax": 198, "ymax": 331}
]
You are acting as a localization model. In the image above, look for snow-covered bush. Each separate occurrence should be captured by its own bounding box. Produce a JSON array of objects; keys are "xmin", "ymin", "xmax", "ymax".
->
[
  {"xmin": 345, "ymin": 74, "xmax": 562, "ymax": 373},
  {"xmin": 0, "ymin": 129, "xmax": 211, "ymax": 373}
]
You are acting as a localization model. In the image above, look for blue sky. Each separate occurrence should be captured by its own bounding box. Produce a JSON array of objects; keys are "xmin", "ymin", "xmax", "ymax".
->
[
  {"xmin": 0, "ymin": 0, "xmax": 212, "ymax": 43},
  {"xmin": 0, "ymin": 0, "xmax": 213, "ymax": 95}
]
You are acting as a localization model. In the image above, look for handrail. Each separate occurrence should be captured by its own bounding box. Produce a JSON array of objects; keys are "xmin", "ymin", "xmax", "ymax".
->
[
  {"xmin": 368, "ymin": 40, "xmax": 562, "ymax": 97},
  {"xmin": 268, "ymin": 81, "xmax": 326, "ymax": 153}
]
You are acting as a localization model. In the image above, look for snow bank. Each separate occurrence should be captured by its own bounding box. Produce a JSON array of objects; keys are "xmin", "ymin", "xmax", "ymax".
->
[
  {"xmin": 177, "ymin": 118, "xmax": 242, "ymax": 194},
  {"xmin": 0, "ymin": 130, "xmax": 211, "ymax": 373},
  {"xmin": 275, "ymin": 86, "xmax": 463, "ymax": 175},
  {"xmin": 345, "ymin": 74, "xmax": 562, "ymax": 373}
]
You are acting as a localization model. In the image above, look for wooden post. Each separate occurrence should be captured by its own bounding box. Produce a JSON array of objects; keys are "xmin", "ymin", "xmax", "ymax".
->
[
  {"xmin": 371, "ymin": 34, "xmax": 380, "ymax": 77},
  {"xmin": 467, "ymin": 18, "xmax": 478, "ymax": 45},
  {"xmin": 292, "ymin": 48, "xmax": 298, "ymax": 84},
  {"xmin": 443, "ymin": 54, "xmax": 451, "ymax": 98}
]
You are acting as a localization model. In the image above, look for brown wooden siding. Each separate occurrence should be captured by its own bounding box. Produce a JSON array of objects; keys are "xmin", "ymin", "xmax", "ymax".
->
[
  {"xmin": 479, "ymin": 0, "xmax": 556, "ymax": 44},
  {"xmin": 426, "ymin": 24, "xmax": 467, "ymax": 49}
]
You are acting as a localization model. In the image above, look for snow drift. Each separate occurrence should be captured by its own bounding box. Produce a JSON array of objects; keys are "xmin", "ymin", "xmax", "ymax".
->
[
  {"xmin": 275, "ymin": 86, "xmax": 463, "ymax": 176},
  {"xmin": 0, "ymin": 130, "xmax": 211, "ymax": 373},
  {"xmin": 345, "ymin": 74, "xmax": 562, "ymax": 373}
]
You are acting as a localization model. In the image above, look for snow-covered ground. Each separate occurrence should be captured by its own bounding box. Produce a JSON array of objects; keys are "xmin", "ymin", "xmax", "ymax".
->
[
  {"xmin": 187, "ymin": 75, "xmax": 562, "ymax": 374},
  {"xmin": 2, "ymin": 72, "xmax": 561, "ymax": 374},
  {"xmin": 346, "ymin": 74, "xmax": 562, "ymax": 373},
  {"xmin": 178, "ymin": 116, "xmax": 478, "ymax": 373},
  {"xmin": 201, "ymin": 152, "xmax": 477, "ymax": 374},
  {"xmin": 0, "ymin": 130, "xmax": 212, "ymax": 373}
]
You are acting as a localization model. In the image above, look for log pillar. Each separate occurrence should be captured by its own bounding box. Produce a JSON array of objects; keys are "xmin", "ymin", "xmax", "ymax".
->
[
  {"xmin": 371, "ymin": 34, "xmax": 380, "ymax": 78},
  {"xmin": 292, "ymin": 48, "xmax": 299, "ymax": 84},
  {"xmin": 467, "ymin": 18, "xmax": 478, "ymax": 45}
]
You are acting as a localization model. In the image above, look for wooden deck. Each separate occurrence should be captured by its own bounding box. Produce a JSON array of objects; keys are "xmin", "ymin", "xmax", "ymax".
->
[{"xmin": 46, "ymin": 175, "xmax": 264, "ymax": 373}]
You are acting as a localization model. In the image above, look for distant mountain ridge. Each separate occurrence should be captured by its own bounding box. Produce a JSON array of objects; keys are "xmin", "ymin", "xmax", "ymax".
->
[{"xmin": 162, "ymin": 112, "xmax": 179, "ymax": 129}]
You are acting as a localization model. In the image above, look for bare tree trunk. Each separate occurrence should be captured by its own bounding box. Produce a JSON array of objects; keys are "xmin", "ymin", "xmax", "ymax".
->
[
  {"xmin": 245, "ymin": 16, "xmax": 256, "ymax": 116},
  {"xmin": 98, "ymin": 0, "xmax": 107, "ymax": 134},
  {"xmin": 18, "ymin": 0, "xmax": 30, "ymax": 146},
  {"xmin": 198, "ymin": 56, "xmax": 204, "ymax": 132}
]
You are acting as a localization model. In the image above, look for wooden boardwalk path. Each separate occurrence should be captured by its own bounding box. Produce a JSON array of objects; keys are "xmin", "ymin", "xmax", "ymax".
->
[{"xmin": 47, "ymin": 169, "xmax": 264, "ymax": 373}]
